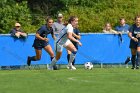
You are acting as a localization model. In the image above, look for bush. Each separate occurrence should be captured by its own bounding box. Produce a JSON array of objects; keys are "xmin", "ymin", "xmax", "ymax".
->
[
  {"xmin": 0, "ymin": 0, "xmax": 44, "ymax": 33},
  {"xmin": 1, "ymin": 0, "xmax": 140, "ymax": 33},
  {"xmin": 61, "ymin": 0, "xmax": 140, "ymax": 32}
]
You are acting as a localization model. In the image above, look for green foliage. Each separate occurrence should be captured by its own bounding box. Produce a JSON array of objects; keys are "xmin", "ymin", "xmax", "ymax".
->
[
  {"xmin": 61, "ymin": 0, "xmax": 140, "ymax": 32},
  {"xmin": 1, "ymin": 0, "xmax": 140, "ymax": 33},
  {"xmin": 0, "ymin": 0, "xmax": 44, "ymax": 33}
]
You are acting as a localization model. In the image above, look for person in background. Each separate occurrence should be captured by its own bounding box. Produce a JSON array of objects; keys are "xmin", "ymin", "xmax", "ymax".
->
[
  {"xmin": 115, "ymin": 18, "xmax": 130, "ymax": 33},
  {"xmin": 10, "ymin": 22, "xmax": 27, "ymax": 38},
  {"xmin": 115, "ymin": 18, "xmax": 131, "ymax": 65},
  {"xmin": 126, "ymin": 15, "xmax": 140, "ymax": 69},
  {"xmin": 103, "ymin": 23, "xmax": 118, "ymax": 34},
  {"xmin": 27, "ymin": 17, "xmax": 56, "ymax": 67},
  {"xmin": 67, "ymin": 25, "xmax": 81, "ymax": 66},
  {"xmin": 52, "ymin": 13, "xmax": 65, "ymax": 37}
]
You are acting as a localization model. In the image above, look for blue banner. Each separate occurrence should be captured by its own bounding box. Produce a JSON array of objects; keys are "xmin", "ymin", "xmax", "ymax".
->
[{"xmin": 0, "ymin": 33, "xmax": 131, "ymax": 66}]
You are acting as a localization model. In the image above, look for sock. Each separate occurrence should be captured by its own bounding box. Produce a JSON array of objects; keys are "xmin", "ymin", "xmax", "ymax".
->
[
  {"xmin": 67, "ymin": 54, "xmax": 75, "ymax": 65},
  {"xmin": 50, "ymin": 57, "xmax": 57, "ymax": 67},
  {"xmin": 51, "ymin": 57, "xmax": 54, "ymax": 61},
  {"xmin": 136, "ymin": 52, "xmax": 140, "ymax": 67},
  {"xmin": 72, "ymin": 59, "xmax": 75, "ymax": 65},
  {"xmin": 68, "ymin": 51, "xmax": 77, "ymax": 66},
  {"xmin": 131, "ymin": 55, "xmax": 136, "ymax": 67},
  {"xmin": 67, "ymin": 54, "xmax": 70, "ymax": 63},
  {"xmin": 30, "ymin": 56, "xmax": 37, "ymax": 61}
]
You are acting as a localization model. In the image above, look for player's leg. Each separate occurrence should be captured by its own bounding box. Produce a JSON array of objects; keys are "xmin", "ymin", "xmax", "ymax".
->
[
  {"xmin": 128, "ymin": 40, "xmax": 137, "ymax": 69},
  {"xmin": 66, "ymin": 50, "xmax": 71, "ymax": 69},
  {"xmin": 72, "ymin": 44, "xmax": 78, "ymax": 65},
  {"xmin": 67, "ymin": 44, "xmax": 78, "ymax": 66},
  {"xmin": 48, "ymin": 43, "xmax": 63, "ymax": 70},
  {"xmin": 27, "ymin": 48, "xmax": 42, "ymax": 66},
  {"xmin": 131, "ymin": 48, "xmax": 137, "ymax": 69},
  {"xmin": 44, "ymin": 45, "xmax": 58, "ymax": 70},
  {"xmin": 44, "ymin": 45, "xmax": 54, "ymax": 60},
  {"xmin": 67, "ymin": 49, "xmax": 71, "ymax": 64},
  {"xmin": 65, "ymin": 41, "xmax": 77, "ymax": 70},
  {"xmin": 136, "ymin": 45, "xmax": 140, "ymax": 69}
]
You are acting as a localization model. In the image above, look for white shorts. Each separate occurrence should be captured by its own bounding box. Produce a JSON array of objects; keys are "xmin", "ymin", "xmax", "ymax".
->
[{"xmin": 56, "ymin": 39, "xmax": 72, "ymax": 52}]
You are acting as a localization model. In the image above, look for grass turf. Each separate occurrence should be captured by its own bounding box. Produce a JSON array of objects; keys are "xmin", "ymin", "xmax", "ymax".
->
[{"xmin": 0, "ymin": 68, "xmax": 140, "ymax": 93}]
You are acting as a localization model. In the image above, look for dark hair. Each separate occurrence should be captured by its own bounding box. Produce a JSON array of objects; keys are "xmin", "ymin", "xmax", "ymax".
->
[
  {"xmin": 63, "ymin": 20, "xmax": 68, "ymax": 26},
  {"xmin": 135, "ymin": 15, "xmax": 140, "ymax": 20},
  {"xmin": 45, "ymin": 16, "xmax": 53, "ymax": 22},
  {"xmin": 68, "ymin": 16, "xmax": 78, "ymax": 23}
]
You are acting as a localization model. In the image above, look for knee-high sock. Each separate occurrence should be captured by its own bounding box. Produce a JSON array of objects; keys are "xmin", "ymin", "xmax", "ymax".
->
[
  {"xmin": 67, "ymin": 54, "xmax": 70, "ymax": 63},
  {"xmin": 50, "ymin": 57, "xmax": 57, "ymax": 67},
  {"xmin": 72, "ymin": 59, "xmax": 75, "ymax": 65},
  {"xmin": 30, "ymin": 56, "xmax": 37, "ymax": 61},
  {"xmin": 51, "ymin": 57, "xmax": 54, "ymax": 61},
  {"xmin": 51, "ymin": 57, "xmax": 57, "ymax": 67},
  {"xmin": 136, "ymin": 52, "xmax": 140, "ymax": 67},
  {"xmin": 131, "ymin": 55, "xmax": 136, "ymax": 67},
  {"xmin": 67, "ymin": 54, "xmax": 75, "ymax": 65},
  {"xmin": 68, "ymin": 51, "xmax": 77, "ymax": 66}
]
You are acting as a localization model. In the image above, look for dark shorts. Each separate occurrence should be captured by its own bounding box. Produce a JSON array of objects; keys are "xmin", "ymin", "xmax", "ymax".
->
[
  {"xmin": 32, "ymin": 39, "xmax": 49, "ymax": 50},
  {"xmin": 72, "ymin": 42, "xmax": 78, "ymax": 50},
  {"xmin": 129, "ymin": 39, "xmax": 138, "ymax": 49},
  {"xmin": 74, "ymin": 44, "xmax": 78, "ymax": 50}
]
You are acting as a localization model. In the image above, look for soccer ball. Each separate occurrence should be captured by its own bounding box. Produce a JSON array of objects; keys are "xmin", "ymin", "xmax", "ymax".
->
[{"xmin": 84, "ymin": 62, "xmax": 93, "ymax": 70}]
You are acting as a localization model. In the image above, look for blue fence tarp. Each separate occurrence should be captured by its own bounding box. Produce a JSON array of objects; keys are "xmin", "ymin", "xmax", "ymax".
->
[{"xmin": 0, "ymin": 33, "xmax": 131, "ymax": 66}]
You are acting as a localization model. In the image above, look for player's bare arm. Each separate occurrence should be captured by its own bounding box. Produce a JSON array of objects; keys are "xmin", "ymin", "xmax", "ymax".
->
[
  {"xmin": 67, "ymin": 32, "xmax": 82, "ymax": 46},
  {"xmin": 128, "ymin": 32, "xmax": 138, "ymax": 42},
  {"xmin": 35, "ymin": 32, "xmax": 49, "ymax": 42}
]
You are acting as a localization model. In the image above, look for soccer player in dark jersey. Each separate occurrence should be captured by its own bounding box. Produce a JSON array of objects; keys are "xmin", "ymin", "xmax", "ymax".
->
[
  {"xmin": 27, "ymin": 17, "xmax": 56, "ymax": 66},
  {"xmin": 128, "ymin": 15, "xmax": 140, "ymax": 69}
]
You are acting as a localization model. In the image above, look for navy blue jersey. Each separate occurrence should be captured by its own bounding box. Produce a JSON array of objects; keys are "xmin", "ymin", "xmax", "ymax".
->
[
  {"xmin": 71, "ymin": 28, "xmax": 80, "ymax": 47},
  {"xmin": 33, "ymin": 25, "xmax": 54, "ymax": 49},
  {"xmin": 129, "ymin": 24, "xmax": 140, "ymax": 38},
  {"xmin": 35, "ymin": 25, "xmax": 54, "ymax": 40},
  {"xmin": 73, "ymin": 28, "xmax": 80, "ymax": 39}
]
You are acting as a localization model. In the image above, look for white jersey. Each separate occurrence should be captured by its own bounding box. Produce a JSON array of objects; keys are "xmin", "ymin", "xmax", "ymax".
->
[{"xmin": 56, "ymin": 24, "xmax": 73, "ymax": 45}]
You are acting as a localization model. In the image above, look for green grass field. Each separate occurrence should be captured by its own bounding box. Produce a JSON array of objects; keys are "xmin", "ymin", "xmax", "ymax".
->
[{"xmin": 0, "ymin": 68, "xmax": 140, "ymax": 93}]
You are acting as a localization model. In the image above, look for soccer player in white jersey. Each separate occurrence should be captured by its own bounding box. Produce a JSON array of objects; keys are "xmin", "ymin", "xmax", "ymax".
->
[{"xmin": 48, "ymin": 16, "xmax": 82, "ymax": 70}]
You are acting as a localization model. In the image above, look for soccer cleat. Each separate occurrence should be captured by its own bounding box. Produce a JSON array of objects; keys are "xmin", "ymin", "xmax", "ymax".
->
[
  {"xmin": 125, "ymin": 57, "xmax": 131, "ymax": 64},
  {"xmin": 27, "ymin": 56, "xmax": 31, "ymax": 66},
  {"xmin": 136, "ymin": 66, "xmax": 139, "ymax": 69},
  {"xmin": 48, "ymin": 66, "xmax": 54, "ymax": 70},
  {"xmin": 131, "ymin": 67, "xmax": 135, "ymax": 70},
  {"xmin": 67, "ymin": 65, "xmax": 76, "ymax": 70},
  {"xmin": 53, "ymin": 65, "xmax": 58, "ymax": 70},
  {"xmin": 71, "ymin": 65, "xmax": 76, "ymax": 70},
  {"xmin": 67, "ymin": 65, "xmax": 70, "ymax": 69}
]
